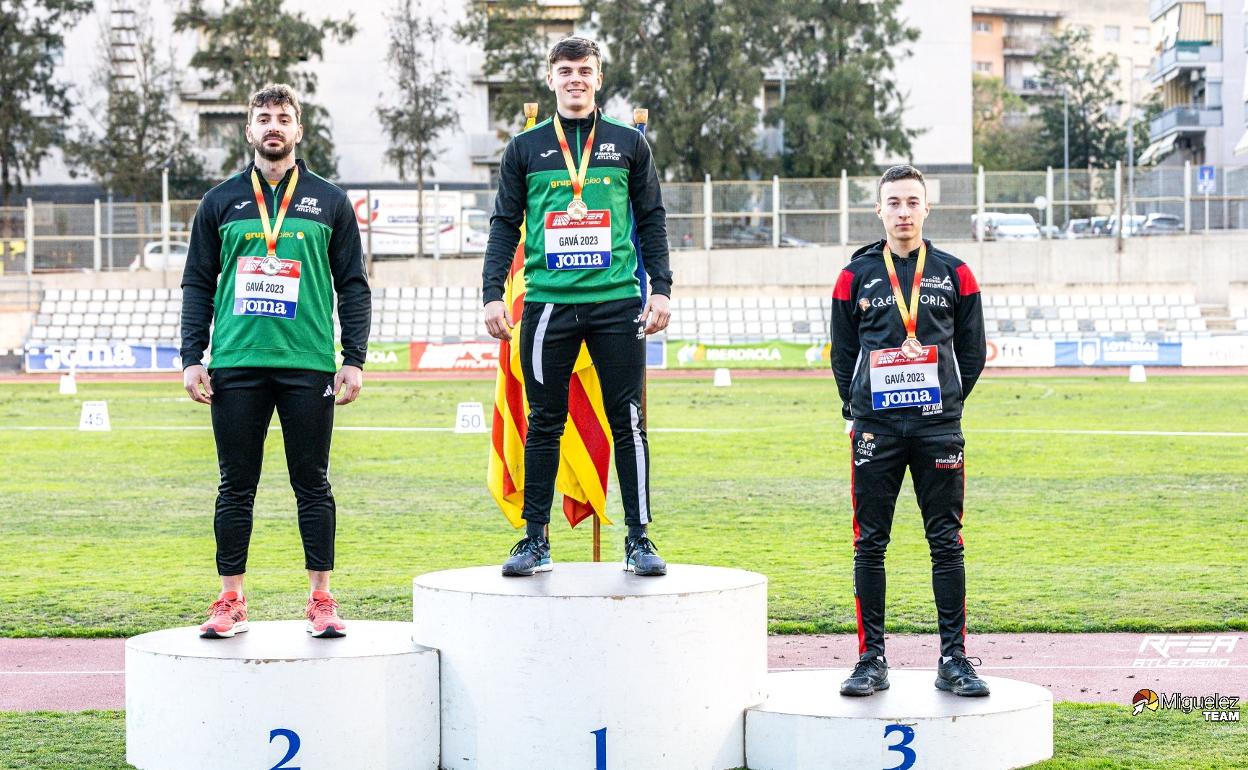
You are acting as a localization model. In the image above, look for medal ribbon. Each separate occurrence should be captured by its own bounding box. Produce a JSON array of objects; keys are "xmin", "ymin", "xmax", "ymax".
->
[
  {"xmin": 552, "ymin": 111, "xmax": 597, "ymax": 206},
  {"xmin": 881, "ymin": 242, "xmax": 927, "ymax": 342},
  {"xmin": 250, "ymin": 165, "xmax": 300, "ymax": 257}
]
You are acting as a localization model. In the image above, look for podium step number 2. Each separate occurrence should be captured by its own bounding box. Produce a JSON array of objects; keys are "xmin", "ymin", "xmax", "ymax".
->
[
  {"xmin": 79, "ymin": 401, "xmax": 110, "ymax": 431},
  {"xmin": 268, "ymin": 728, "xmax": 300, "ymax": 770},
  {"xmin": 454, "ymin": 401, "xmax": 487, "ymax": 433}
]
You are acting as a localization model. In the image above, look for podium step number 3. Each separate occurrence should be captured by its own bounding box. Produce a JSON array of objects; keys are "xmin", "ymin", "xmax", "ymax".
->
[
  {"xmin": 454, "ymin": 401, "xmax": 487, "ymax": 433},
  {"xmin": 79, "ymin": 401, "xmax": 110, "ymax": 431}
]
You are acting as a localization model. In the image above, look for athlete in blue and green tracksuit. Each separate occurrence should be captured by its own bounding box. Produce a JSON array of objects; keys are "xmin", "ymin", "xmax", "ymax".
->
[{"xmin": 483, "ymin": 37, "xmax": 673, "ymax": 577}]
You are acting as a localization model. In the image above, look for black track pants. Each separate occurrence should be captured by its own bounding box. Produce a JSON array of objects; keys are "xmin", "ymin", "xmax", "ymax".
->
[
  {"xmin": 209, "ymin": 367, "xmax": 337, "ymax": 575},
  {"xmin": 850, "ymin": 430, "xmax": 968, "ymax": 659},
  {"xmin": 518, "ymin": 298, "xmax": 651, "ymax": 527}
]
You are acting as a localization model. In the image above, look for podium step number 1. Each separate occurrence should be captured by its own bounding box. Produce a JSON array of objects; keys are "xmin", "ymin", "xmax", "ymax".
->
[
  {"xmin": 79, "ymin": 401, "xmax": 111, "ymax": 431},
  {"xmin": 454, "ymin": 402, "xmax": 487, "ymax": 433}
]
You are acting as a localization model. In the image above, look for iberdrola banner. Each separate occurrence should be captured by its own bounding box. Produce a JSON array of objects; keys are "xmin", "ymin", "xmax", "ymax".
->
[{"xmin": 668, "ymin": 340, "xmax": 829, "ymax": 369}]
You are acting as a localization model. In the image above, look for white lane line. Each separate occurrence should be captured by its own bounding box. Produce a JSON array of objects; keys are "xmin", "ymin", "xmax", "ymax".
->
[
  {"xmin": 1, "ymin": 426, "xmax": 1245, "ymax": 437},
  {"xmin": 0, "ymin": 670, "xmax": 125, "ymax": 675},
  {"xmin": 976, "ymin": 428, "xmax": 1248, "ymax": 438}
]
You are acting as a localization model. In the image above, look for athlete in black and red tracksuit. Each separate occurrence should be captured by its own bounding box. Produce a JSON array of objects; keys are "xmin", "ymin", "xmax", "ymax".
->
[{"xmin": 830, "ymin": 165, "xmax": 989, "ymax": 697}]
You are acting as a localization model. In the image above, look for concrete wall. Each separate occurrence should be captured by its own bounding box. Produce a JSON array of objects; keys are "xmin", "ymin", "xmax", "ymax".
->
[{"xmin": 17, "ymin": 234, "xmax": 1248, "ymax": 304}]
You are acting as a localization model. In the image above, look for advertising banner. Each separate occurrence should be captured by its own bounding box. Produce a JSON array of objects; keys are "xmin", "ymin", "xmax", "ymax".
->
[
  {"xmin": 667, "ymin": 340, "xmax": 827, "ymax": 369},
  {"xmin": 1180, "ymin": 335, "xmax": 1248, "ymax": 366},
  {"xmin": 1054, "ymin": 338, "xmax": 1183, "ymax": 367},
  {"xmin": 985, "ymin": 337, "xmax": 1057, "ymax": 368},
  {"xmin": 410, "ymin": 342, "xmax": 500, "ymax": 370},
  {"xmin": 24, "ymin": 343, "xmax": 180, "ymax": 372}
]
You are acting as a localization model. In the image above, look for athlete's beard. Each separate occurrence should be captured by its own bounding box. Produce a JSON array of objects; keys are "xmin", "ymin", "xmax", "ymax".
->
[{"xmin": 252, "ymin": 134, "xmax": 295, "ymax": 162}]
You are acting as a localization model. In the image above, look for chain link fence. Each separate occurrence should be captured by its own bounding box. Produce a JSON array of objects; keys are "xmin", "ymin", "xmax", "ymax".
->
[{"xmin": 6, "ymin": 164, "xmax": 1248, "ymax": 273}]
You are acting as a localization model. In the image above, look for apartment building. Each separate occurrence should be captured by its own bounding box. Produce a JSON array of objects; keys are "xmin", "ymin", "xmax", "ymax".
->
[
  {"xmin": 1141, "ymin": 0, "xmax": 1246, "ymax": 166},
  {"xmin": 972, "ymin": 0, "xmax": 1153, "ymax": 116}
]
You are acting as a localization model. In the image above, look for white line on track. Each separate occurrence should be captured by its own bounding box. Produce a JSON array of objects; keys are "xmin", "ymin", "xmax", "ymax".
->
[
  {"xmin": 0, "ymin": 670, "xmax": 125, "ymax": 675},
  {"xmin": 975, "ymin": 428, "xmax": 1248, "ymax": 437},
  {"xmin": 979, "ymin": 665, "xmax": 1248, "ymax": 671},
  {"xmin": 1, "ymin": 426, "xmax": 1245, "ymax": 437}
]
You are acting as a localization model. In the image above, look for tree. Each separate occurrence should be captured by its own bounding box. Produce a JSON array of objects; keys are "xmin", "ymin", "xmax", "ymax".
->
[
  {"xmin": 0, "ymin": 0, "xmax": 92, "ymax": 209},
  {"xmin": 765, "ymin": 0, "xmax": 919, "ymax": 177},
  {"xmin": 454, "ymin": 0, "xmax": 554, "ymax": 132},
  {"xmin": 378, "ymin": 0, "xmax": 460, "ymax": 258},
  {"xmin": 972, "ymin": 75, "xmax": 1046, "ymax": 171},
  {"xmin": 1035, "ymin": 27, "xmax": 1133, "ymax": 169},
  {"xmin": 64, "ymin": 3, "xmax": 213, "ymax": 201},
  {"xmin": 582, "ymin": 0, "xmax": 773, "ymax": 180},
  {"xmin": 173, "ymin": 0, "xmax": 356, "ymax": 176}
]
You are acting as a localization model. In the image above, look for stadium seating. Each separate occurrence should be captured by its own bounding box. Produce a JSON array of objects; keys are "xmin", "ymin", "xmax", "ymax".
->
[{"xmin": 22, "ymin": 286, "xmax": 1221, "ymax": 350}]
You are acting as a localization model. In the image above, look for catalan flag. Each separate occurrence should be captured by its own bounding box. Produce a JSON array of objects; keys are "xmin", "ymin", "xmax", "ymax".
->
[{"xmin": 487, "ymin": 109, "xmax": 613, "ymax": 530}]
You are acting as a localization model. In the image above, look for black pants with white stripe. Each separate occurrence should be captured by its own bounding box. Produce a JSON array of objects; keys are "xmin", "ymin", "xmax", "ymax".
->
[
  {"xmin": 209, "ymin": 367, "xmax": 338, "ymax": 575},
  {"xmin": 518, "ymin": 298, "xmax": 651, "ymax": 527},
  {"xmin": 850, "ymin": 430, "xmax": 967, "ymax": 659}
]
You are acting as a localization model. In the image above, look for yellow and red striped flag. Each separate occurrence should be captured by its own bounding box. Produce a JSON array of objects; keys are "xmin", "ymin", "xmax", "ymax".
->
[{"xmin": 487, "ymin": 106, "xmax": 613, "ymax": 529}]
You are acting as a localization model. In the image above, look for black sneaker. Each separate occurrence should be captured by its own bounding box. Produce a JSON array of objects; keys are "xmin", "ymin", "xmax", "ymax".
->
[
  {"xmin": 501, "ymin": 536, "xmax": 552, "ymax": 576},
  {"xmin": 839, "ymin": 654, "xmax": 889, "ymax": 696},
  {"xmin": 624, "ymin": 536, "xmax": 667, "ymax": 576},
  {"xmin": 935, "ymin": 655, "xmax": 991, "ymax": 697}
]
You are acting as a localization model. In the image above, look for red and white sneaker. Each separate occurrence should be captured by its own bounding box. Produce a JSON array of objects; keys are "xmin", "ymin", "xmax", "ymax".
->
[
  {"xmin": 199, "ymin": 591, "xmax": 249, "ymax": 638},
  {"xmin": 306, "ymin": 590, "xmax": 346, "ymax": 638}
]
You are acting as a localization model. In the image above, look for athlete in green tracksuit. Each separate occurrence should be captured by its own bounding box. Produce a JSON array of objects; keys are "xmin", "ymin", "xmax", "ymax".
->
[
  {"xmin": 181, "ymin": 83, "xmax": 370, "ymax": 639},
  {"xmin": 483, "ymin": 37, "xmax": 673, "ymax": 577}
]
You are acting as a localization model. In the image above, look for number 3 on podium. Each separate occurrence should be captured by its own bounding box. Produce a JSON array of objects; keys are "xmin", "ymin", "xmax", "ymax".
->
[{"xmin": 884, "ymin": 723, "xmax": 916, "ymax": 770}]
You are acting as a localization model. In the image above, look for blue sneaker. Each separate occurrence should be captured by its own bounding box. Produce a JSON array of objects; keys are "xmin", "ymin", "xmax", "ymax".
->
[
  {"xmin": 624, "ymin": 536, "xmax": 667, "ymax": 576},
  {"xmin": 502, "ymin": 536, "xmax": 552, "ymax": 576}
]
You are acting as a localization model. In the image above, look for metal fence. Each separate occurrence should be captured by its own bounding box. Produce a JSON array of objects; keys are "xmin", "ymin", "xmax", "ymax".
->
[{"xmin": 4, "ymin": 161, "xmax": 1248, "ymax": 274}]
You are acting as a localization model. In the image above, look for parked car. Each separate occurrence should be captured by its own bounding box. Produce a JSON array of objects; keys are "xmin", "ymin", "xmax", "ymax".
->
[
  {"xmin": 974, "ymin": 212, "xmax": 1041, "ymax": 241},
  {"xmin": 1089, "ymin": 216, "xmax": 1111, "ymax": 236},
  {"xmin": 130, "ymin": 241, "xmax": 190, "ymax": 271},
  {"xmin": 1060, "ymin": 218, "xmax": 1093, "ymax": 238},
  {"xmin": 712, "ymin": 225, "xmax": 816, "ymax": 248},
  {"xmin": 1107, "ymin": 215, "xmax": 1146, "ymax": 237},
  {"xmin": 1140, "ymin": 214, "xmax": 1183, "ymax": 236}
]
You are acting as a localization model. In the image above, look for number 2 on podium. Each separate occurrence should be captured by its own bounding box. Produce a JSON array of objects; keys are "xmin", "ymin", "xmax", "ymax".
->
[
  {"xmin": 269, "ymin": 728, "xmax": 301, "ymax": 770},
  {"xmin": 883, "ymin": 723, "xmax": 916, "ymax": 770}
]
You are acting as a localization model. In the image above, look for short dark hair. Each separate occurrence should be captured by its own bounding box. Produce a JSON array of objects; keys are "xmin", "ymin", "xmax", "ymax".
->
[
  {"xmin": 878, "ymin": 164, "xmax": 926, "ymax": 200},
  {"xmin": 548, "ymin": 36, "xmax": 602, "ymax": 68},
  {"xmin": 248, "ymin": 83, "xmax": 302, "ymax": 123}
]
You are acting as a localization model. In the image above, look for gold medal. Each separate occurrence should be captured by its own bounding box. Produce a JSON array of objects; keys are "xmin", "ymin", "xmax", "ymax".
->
[
  {"xmin": 901, "ymin": 337, "xmax": 925, "ymax": 360},
  {"xmin": 567, "ymin": 198, "xmax": 589, "ymax": 221}
]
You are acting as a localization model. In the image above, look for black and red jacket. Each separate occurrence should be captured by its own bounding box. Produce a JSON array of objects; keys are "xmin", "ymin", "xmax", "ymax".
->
[{"xmin": 830, "ymin": 238, "xmax": 986, "ymax": 436}]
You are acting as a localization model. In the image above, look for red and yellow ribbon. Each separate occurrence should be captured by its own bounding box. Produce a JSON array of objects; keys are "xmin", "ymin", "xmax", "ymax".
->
[
  {"xmin": 249, "ymin": 166, "xmax": 300, "ymax": 257},
  {"xmin": 551, "ymin": 112, "xmax": 597, "ymax": 208},
  {"xmin": 882, "ymin": 242, "xmax": 927, "ymax": 343}
]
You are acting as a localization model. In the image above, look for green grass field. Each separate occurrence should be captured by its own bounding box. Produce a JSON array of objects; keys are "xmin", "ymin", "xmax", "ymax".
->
[
  {"xmin": 0, "ymin": 374, "xmax": 1245, "ymax": 769},
  {"xmin": 0, "ymin": 375, "xmax": 1245, "ymax": 637},
  {"xmin": 2, "ymin": 704, "xmax": 1244, "ymax": 770}
]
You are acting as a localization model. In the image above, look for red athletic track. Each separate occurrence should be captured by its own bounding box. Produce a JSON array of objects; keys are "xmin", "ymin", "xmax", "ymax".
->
[{"xmin": 2, "ymin": 632, "xmax": 1243, "ymax": 712}]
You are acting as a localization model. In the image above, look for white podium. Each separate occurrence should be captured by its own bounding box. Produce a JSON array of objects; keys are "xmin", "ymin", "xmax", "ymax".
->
[
  {"xmin": 126, "ymin": 621, "xmax": 439, "ymax": 770},
  {"xmin": 412, "ymin": 563, "xmax": 767, "ymax": 770},
  {"xmin": 746, "ymin": 670, "xmax": 1054, "ymax": 770}
]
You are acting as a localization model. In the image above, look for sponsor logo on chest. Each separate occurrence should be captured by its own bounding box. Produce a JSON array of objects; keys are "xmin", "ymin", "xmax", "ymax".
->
[
  {"xmin": 293, "ymin": 196, "xmax": 321, "ymax": 216},
  {"xmin": 594, "ymin": 142, "xmax": 622, "ymax": 162}
]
